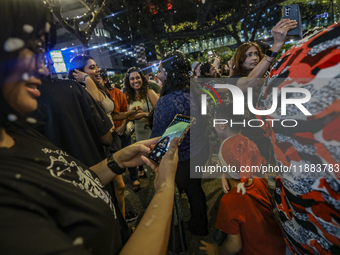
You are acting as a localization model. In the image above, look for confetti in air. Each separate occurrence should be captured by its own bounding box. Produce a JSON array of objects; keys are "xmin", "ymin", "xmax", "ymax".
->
[
  {"xmin": 23, "ymin": 24, "xmax": 34, "ymax": 33},
  {"xmin": 4, "ymin": 38, "xmax": 25, "ymax": 52}
]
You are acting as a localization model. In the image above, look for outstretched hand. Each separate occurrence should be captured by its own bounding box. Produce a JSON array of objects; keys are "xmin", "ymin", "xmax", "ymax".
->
[
  {"xmin": 142, "ymin": 137, "xmax": 179, "ymax": 192},
  {"xmin": 129, "ymin": 112, "xmax": 147, "ymax": 120},
  {"xmin": 114, "ymin": 137, "xmax": 160, "ymax": 168},
  {"xmin": 272, "ymin": 19, "xmax": 297, "ymax": 47},
  {"xmin": 221, "ymin": 173, "xmax": 230, "ymax": 194},
  {"xmin": 199, "ymin": 240, "xmax": 218, "ymax": 255}
]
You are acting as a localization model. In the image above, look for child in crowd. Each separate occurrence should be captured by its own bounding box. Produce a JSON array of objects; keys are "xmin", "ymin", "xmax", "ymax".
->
[{"xmin": 199, "ymin": 105, "xmax": 285, "ymax": 255}]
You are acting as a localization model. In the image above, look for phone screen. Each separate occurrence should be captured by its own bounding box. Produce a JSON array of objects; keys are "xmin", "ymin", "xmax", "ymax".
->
[
  {"xmin": 147, "ymin": 115, "xmax": 192, "ymax": 165},
  {"xmin": 208, "ymin": 50, "xmax": 214, "ymax": 56}
]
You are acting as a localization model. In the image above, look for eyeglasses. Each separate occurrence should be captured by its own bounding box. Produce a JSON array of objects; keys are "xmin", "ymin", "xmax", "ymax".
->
[{"xmin": 26, "ymin": 37, "xmax": 49, "ymax": 70}]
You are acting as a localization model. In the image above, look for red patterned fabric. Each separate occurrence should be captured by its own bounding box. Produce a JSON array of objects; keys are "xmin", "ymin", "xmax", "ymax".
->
[{"xmin": 257, "ymin": 22, "xmax": 340, "ymax": 254}]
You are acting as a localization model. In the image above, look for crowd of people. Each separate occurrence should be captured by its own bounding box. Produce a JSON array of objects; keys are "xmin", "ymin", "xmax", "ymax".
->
[{"xmin": 0, "ymin": 0, "xmax": 339, "ymax": 254}]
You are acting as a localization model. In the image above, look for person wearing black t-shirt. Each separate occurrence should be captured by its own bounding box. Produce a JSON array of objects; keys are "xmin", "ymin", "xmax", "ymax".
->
[{"xmin": 0, "ymin": 1, "xmax": 181, "ymax": 254}]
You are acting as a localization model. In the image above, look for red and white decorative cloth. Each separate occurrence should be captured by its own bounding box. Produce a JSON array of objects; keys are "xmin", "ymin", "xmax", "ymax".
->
[{"xmin": 257, "ymin": 22, "xmax": 340, "ymax": 254}]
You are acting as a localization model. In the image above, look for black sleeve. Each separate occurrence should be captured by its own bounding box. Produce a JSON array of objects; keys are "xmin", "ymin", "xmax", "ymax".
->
[
  {"xmin": 229, "ymin": 74, "xmax": 242, "ymax": 86},
  {"xmin": 82, "ymin": 88, "xmax": 112, "ymax": 137},
  {"xmin": 0, "ymin": 196, "xmax": 92, "ymax": 255}
]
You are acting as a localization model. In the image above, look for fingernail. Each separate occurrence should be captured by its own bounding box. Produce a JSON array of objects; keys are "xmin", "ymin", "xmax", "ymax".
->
[{"xmin": 173, "ymin": 137, "xmax": 179, "ymax": 144}]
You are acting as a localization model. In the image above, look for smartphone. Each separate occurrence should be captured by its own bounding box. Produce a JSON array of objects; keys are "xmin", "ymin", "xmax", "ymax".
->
[
  {"xmin": 147, "ymin": 114, "xmax": 195, "ymax": 166},
  {"xmin": 282, "ymin": 5, "xmax": 302, "ymax": 39},
  {"xmin": 208, "ymin": 50, "xmax": 215, "ymax": 57}
]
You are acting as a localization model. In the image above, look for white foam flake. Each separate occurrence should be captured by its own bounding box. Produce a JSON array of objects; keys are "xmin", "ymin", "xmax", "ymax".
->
[
  {"xmin": 23, "ymin": 24, "xmax": 34, "ymax": 33},
  {"xmin": 26, "ymin": 117, "xmax": 37, "ymax": 124},
  {"xmin": 45, "ymin": 22, "xmax": 51, "ymax": 33},
  {"xmin": 145, "ymin": 215, "xmax": 156, "ymax": 227},
  {"xmin": 7, "ymin": 114, "xmax": 17, "ymax": 122},
  {"xmin": 22, "ymin": 73, "xmax": 29, "ymax": 81},
  {"xmin": 4, "ymin": 38, "xmax": 25, "ymax": 52},
  {"xmin": 73, "ymin": 237, "xmax": 84, "ymax": 246}
]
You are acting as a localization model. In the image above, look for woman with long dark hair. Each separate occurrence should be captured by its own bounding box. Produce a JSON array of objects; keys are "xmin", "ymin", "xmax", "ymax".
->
[
  {"xmin": 152, "ymin": 50, "xmax": 210, "ymax": 238},
  {"xmin": 123, "ymin": 67, "xmax": 159, "ymax": 178},
  {"xmin": 0, "ymin": 2, "xmax": 179, "ymax": 254},
  {"xmin": 124, "ymin": 67, "xmax": 159, "ymax": 141},
  {"xmin": 69, "ymin": 55, "xmax": 138, "ymax": 125}
]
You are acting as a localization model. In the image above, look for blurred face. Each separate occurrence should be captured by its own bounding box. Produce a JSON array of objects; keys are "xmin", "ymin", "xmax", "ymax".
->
[
  {"xmin": 84, "ymin": 59, "xmax": 101, "ymax": 84},
  {"xmin": 213, "ymin": 114, "xmax": 226, "ymax": 137},
  {"xmin": 2, "ymin": 35, "xmax": 48, "ymax": 114},
  {"xmin": 195, "ymin": 64, "xmax": 201, "ymax": 76},
  {"xmin": 242, "ymin": 46, "xmax": 259, "ymax": 71},
  {"xmin": 97, "ymin": 76, "xmax": 105, "ymax": 87},
  {"xmin": 157, "ymin": 63, "xmax": 166, "ymax": 83},
  {"xmin": 207, "ymin": 64, "xmax": 217, "ymax": 77},
  {"xmin": 129, "ymin": 71, "xmax": 143, "ymax": 91}
]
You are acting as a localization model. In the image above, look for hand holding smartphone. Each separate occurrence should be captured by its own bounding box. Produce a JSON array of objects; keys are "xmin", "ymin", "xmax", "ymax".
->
[
  {"xmin": 147, "ymin": 114, "xmax": 195, "ymax": 166},
  {"xmin": 208, "ymin": 50, "xmax": 214, "ymax": 57},
  {"xmin": 282, "ymin": 5, "xmax": 302, "ymax": 39}
]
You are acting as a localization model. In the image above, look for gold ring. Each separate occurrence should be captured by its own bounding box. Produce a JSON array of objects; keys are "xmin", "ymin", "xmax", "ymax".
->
[{"xmin": 284, "ymin": 25, "xmax": 286, "ymax": 28}]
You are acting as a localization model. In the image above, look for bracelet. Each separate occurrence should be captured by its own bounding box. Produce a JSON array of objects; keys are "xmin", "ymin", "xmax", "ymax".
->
[
  {"xmin": 264, "ymin": 56, "xmax": 274, "ymax": 64},
  {"xmin": 107, "ymin": 154, "xmax": 126, "ymax": 175},
  {"xmin": 83, "ymin": 74, "xmax": 90, "ymax": 83}
]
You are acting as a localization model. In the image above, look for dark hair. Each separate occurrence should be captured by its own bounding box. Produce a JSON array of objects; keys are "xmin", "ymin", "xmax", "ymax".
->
[
  {"xmin": 68, "ymin": 55, "xmax": 94, "ymax": 80},
  {"xmin": 124, "ymin": 67, "xmax": 149, "ymax": 104},
  {"xmin": 100, "ymin": 69, "xmax": 112, "ymax": 90},
  {"xmin": 256, "ymin": 41, "xmax": 270, "ymax": 55},
  {"xmin": 0, "ymin": 0, "xmax": 53, "ymax": 127},
  {"xmin": 200, "ymin": 62, "xmax": 213, "ymax": 78},
  {"xmin": 232, "ymin": 42, "xmax": 263, "ymax": 77},
  {"xmin": 220, "ymin": 64, "xmax": 230, "ymax": 76},
  {"xmin": 214, "ymin": 104, "xmax": 244, "ymax": 132},
  {"xmin": 160, "ymin": 50, "xmax": 191, "ymax": 96}
]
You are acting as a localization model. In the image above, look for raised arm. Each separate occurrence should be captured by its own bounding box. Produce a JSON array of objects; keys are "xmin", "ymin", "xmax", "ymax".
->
[
  {"xmin": 72, "ymin": 69, "xmax": 102, "ymax": 103},
  {"xmin": 236, "ymin": 19, "xmax": 297, "ymax": 92},
  {"xmin": 148, "ymin": 89, "xmax": 159, "ymax": 108},
  {"xmin": 119, "ymin": 138, "xmax": 179, "ymax": 255}
]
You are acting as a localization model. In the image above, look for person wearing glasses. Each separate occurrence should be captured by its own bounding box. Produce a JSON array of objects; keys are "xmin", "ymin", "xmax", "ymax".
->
[{"xmin": 0, "ymin": 1, "xmax": 180, "ymax": 255}]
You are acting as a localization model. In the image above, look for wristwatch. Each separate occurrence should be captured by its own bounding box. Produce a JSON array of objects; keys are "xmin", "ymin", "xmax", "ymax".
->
[
  {"xmin": 265, "ymin": 50, "xmax": 278, "ymax": 58},
  {"xmin": 83, "ymin": 74, "xmax": 90, "ymax": 83},
  {"xmin": 145, "ymin": 112, "xmax": 149, "ymax": 117},
  {"xmin": 107, "ymin": 154, "xmax": 126, "ymax": 175}
]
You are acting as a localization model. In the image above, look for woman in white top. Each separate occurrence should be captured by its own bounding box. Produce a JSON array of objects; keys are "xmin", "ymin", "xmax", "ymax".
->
[
  {"xmin": 123, "ymin": 67, "xmax": 159, "ymax": 142},
  {"xmin": 123, "ymin": 67, "xmax": 159, "ymax": 179}
]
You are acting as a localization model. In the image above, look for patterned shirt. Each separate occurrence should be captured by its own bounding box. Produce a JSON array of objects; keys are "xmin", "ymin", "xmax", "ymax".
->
[{"xmin": 257, "ymin": 22, "xmax": 340, "ymax": 255}]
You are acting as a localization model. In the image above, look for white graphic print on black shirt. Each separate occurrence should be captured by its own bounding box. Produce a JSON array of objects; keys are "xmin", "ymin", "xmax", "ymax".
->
[{"xmin": 42, "ymin": 148, "xmax": 117, "ymax": 218}]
